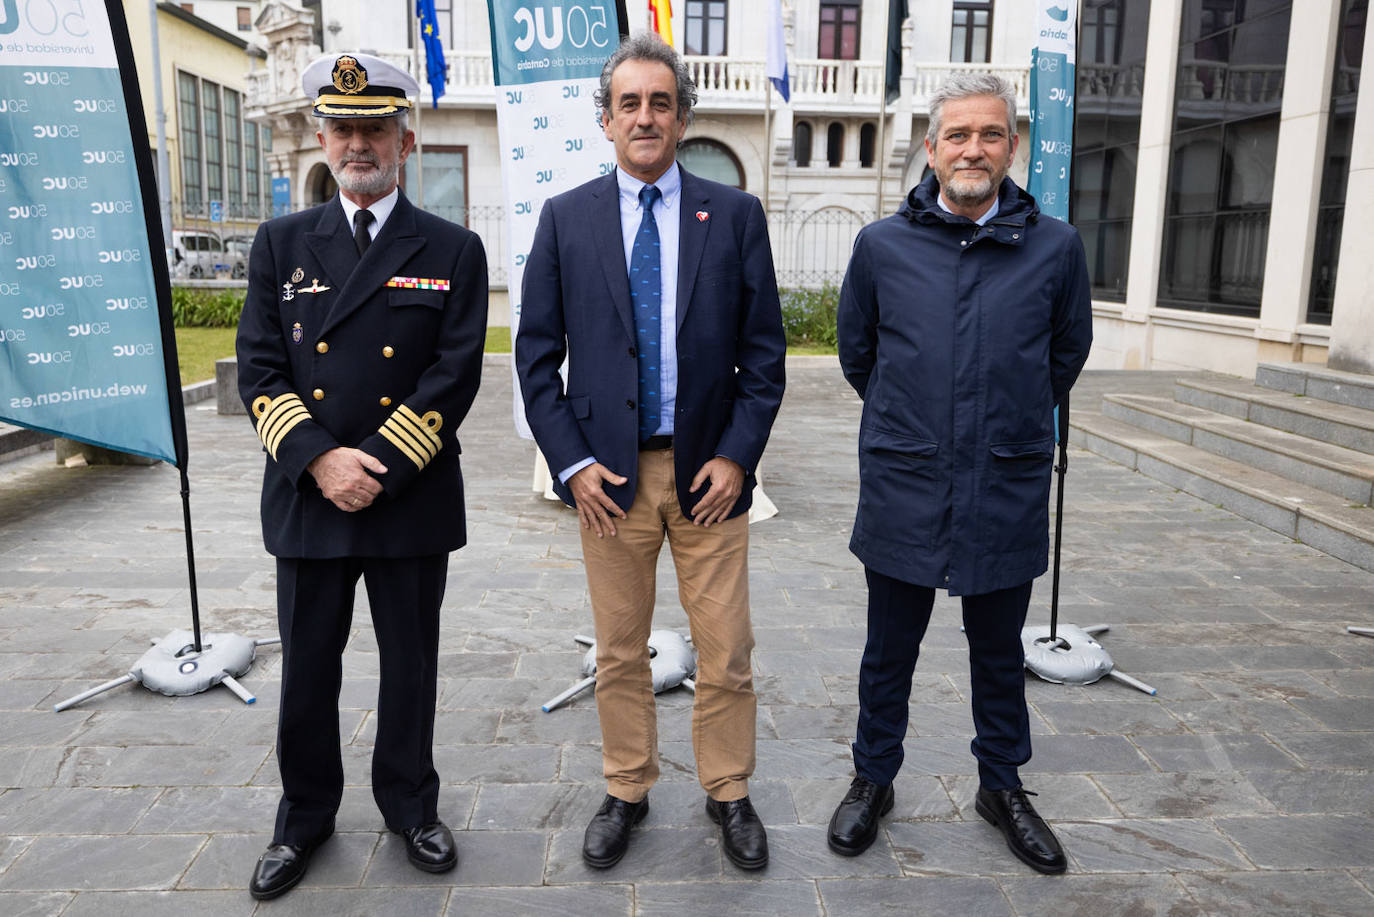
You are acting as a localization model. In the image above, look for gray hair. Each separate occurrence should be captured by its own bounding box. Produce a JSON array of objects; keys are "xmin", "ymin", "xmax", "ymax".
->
[
  {"xmin": 314, "ymin": 110, "xmax": 410, "ymax": 136},
  {"xmin": 925, "ymin": 72, "xmax": 1016, "ymax": 147},
  {"xmin": 594, "ymin": 32, "xmax": 698, "ymax": 127}
]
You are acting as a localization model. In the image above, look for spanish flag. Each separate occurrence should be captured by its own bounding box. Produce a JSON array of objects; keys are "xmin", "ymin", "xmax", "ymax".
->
[{"xmin": 650, "ymin": 0, "xmax": 672, "ymax": 45}]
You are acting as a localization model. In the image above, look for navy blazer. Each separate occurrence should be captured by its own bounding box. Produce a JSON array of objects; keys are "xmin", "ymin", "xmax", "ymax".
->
[
  {"xmin": 515, "ymin": 168, "xmax": 786, "ymax": 521},
  {"xmin": 236, "ymin": 191, "xmax": 488, "ymax": 558}
]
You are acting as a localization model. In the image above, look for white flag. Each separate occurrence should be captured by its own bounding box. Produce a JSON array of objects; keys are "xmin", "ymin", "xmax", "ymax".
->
[{"xmin": 766, "ymin": 0, "xmax": 789, "ymax": 102}]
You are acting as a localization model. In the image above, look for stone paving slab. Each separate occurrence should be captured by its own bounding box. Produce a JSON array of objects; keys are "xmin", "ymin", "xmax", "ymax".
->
[{"xmin": 1, "ymin": 363, "xmax": 1373, "ymax": 914}]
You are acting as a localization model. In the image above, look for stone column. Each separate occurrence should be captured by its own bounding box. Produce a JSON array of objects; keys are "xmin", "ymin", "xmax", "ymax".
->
[
  {"xmin": 1255, "ymin": 0, "xmax": 1343, "ymax": 364},
  {"xmin": 1119, "ymin": 0, "xmax": 1184, "ymax": 368},
  {"xmin": 1327, "ymin": 8, "xmax": 1374, "ymax": 374}
]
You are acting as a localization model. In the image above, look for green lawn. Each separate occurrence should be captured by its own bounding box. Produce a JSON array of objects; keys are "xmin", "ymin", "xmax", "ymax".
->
[
  {"xmin": 173, "ymin": 323, "xmax": 828, "ymax": 384},
  {"xmin": 174, "ymin": 327, "xmax": 237, "ymax": 384},
  {"xmin": 171, "ymin": 326, "xmax": 517, "ymax": 384}
]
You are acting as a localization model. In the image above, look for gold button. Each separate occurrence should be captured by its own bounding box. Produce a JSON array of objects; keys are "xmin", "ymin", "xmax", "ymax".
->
[
  {"xmin": 382, "ymin": 346, "xmax": 395, "ymax": 358},
  {"xmin": 312, "ymin": 389, "xmax": 324, "ymax": 401},
  {"xmin": 316, "ymin": 341, "xmax": 328, "ymax": 354},
  {"xmin": 379, "ymin": 396, "xmax": 392, "ymax": 406}
]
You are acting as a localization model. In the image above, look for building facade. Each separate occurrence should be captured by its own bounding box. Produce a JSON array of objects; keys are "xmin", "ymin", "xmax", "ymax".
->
[
  {"xmin": 242, "ymin": 0, "xmax": 1371, "ymax": 378},
  {"xmin": 123, "ymin": 0, "xmax": 270, "ymax": 249}
]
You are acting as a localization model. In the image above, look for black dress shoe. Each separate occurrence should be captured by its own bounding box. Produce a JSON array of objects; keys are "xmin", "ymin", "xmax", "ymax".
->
[
  {"xmin": 706, "ymin": 796, "xmax": 768, "ymax": 869},
  {"xmin": 827, "ymin": 776, "xmax": 894, "ymax": 856},
  {"xmin": 249, "ymin": 843, "xmax": 311, "ymax": 900},
  {"xmin": 400, "ymin": 821, "xmax": 458, "ymax": 873},
  {"xmin": 975, "ymin": 786, "xmax": 1067, "ymax": 874},
  {"xmin": 583, "ymin": 794, "xmax": 649, "ymax": 868}
]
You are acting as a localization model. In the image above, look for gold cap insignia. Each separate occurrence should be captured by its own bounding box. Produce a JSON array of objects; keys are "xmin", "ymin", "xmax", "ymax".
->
[{"xmin": 332, "ymin": 56, "xmax": 368, "ymax": 95}]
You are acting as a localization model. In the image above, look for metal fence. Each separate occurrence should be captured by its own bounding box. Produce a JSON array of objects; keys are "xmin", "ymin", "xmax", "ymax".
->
[{"xmin": 172, "ymin": 200, "xmax": 872, "ymax": 291}]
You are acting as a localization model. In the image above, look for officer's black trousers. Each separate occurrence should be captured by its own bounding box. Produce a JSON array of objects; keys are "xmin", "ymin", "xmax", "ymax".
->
[
  {"xmin": 853, "ymin": 568, "xmax": 1033, "ymax": 791},
  {"xmin": 272, "ymin": 554, "xmax": 447, "ymax": 846}
]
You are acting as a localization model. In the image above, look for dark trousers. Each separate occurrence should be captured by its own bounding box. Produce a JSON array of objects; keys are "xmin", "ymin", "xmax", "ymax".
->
[
  {"xmin": 854, "ymin": 567, "xmax": 1033, "ymax": 791},
  {"xmin": 273, "ymin": 554, "xmax": 447, "ymax": 846}
]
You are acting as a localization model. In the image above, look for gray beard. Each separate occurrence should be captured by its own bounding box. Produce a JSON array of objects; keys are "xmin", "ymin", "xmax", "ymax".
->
[
  {"xmin": 330, "ymin": 158, "xmax": 398, "ymax": 198},
  {"xmin": 942, "ymin": 173, "xmax": 996, "ymax": 206}
]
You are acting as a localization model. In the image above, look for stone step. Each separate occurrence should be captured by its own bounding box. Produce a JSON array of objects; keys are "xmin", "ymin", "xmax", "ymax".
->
[
  {"xmin": 1102, "ymin": 393, "xmax": 1374, "ymax": 505},
  {"xmin": 1069, "ymin": 407, "xmax": 1374, "ymax": 573},
  {"xmin": 1175, "ymin": 374, "xmax": 1374, "ymax": 455},
  {"xmin": 1256, "ymin": 361, "xmax": 1374, "ymax": 411}
]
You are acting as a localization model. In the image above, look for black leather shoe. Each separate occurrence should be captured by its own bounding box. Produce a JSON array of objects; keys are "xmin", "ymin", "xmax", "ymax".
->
[
  {"xmin": 249, "ymin": 843, "xmax": 311, "ymax": 900},
  {"xmin": 706, "ymin": 796, "xmax": 769, "ymax": 869},
  {"xmin": 975, "ymin": 786, "xmax": 1067, "ymax": 874},
  {"xmin": 582, "ymin": 794, "xmax": 649, "ymax": 868},
  {"xmin": 827, "ymin": 776, "xmax": 894, "ymax": 856},
  {"xmin": 399, "ymin": 821, "xmax": 458, "ymax": 873}
]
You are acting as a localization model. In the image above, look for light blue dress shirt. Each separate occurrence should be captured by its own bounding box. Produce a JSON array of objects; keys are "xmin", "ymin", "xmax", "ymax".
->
[
  {"xmin": 936, "ymin": 190, "xmax": 1000, "ymax": 225},
  {"xmin": 558, "ymin": 164, "xmax": 682, "ymax": 483}
]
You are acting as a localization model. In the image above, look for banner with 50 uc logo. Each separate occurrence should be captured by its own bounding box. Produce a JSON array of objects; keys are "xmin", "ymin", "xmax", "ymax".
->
[
  {"xmin": 487, "ymin": 1, "xmax": 624, "ymax": 438},
  {"xmin": 1027, "ymin": 0, "xmax": 1077, "ymax": 223},
  {"xmin": 0, "ymin": 0, "xmax": 177, "ymax": 464}
]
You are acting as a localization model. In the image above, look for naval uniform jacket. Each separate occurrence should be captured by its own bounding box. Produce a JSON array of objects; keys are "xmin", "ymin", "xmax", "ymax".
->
[{"xmin": 236, "ymin": 191, "xmax": 487, "ymax": 558}]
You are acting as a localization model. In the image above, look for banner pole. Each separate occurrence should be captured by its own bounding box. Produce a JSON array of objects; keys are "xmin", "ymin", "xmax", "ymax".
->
[
  {"xmin": 763, "ymin": 79, "xmax": 773, "ymax": 206},
  {"xmin": 875, "ymin": 2, "xmax": 892, "ymax": 216},
  {"xmin": 411, "ymin": 6, "xmax": 425, "ymax": 207},
  {"xmin": 106, "ymin": 0, "xmax": 203, "ymax": 651}
]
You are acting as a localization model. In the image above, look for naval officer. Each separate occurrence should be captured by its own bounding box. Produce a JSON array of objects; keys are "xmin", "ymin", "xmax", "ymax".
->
[{"xmin": 236, "ymin": 51, "xmax": 487, "ymax": 899}]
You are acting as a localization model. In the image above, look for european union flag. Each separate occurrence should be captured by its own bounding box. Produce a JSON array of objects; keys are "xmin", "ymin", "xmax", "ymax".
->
[{"xmin": 416, "ymin": 0, "xmax": 446, "ymax": 108}]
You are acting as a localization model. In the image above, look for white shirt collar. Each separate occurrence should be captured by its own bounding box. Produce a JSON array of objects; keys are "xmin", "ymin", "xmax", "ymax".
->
[
  {"xmin": 338, "ymin": 186, "xmax": 400, "ymax": 236},
  {"xmin": 617, "ymin": 162, "xmax": 682, "ymax": 209}
]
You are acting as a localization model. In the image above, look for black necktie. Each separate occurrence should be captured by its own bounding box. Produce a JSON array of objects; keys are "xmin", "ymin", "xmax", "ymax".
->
[{"xmin": 353, "ymin": 209, "xmax": 374, "ymax": 256}]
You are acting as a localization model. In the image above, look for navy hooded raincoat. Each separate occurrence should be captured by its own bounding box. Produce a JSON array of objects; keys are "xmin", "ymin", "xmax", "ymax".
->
[{"xmin": 838, "ymin": 174, "xmax": 1093, "ymax": 596}]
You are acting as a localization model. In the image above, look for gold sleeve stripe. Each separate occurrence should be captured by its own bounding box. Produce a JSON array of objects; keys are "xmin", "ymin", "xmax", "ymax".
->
[
  {"xmin": 380, "ymin": 424, "xmax": 428, "ymax": 471},
  {"xmin": 382, "ymin": 414, "xmax": 434, "ymax": 459},
  {"xmin": 382, "ymin": 415, "xmax": 437, "ymax": 463},
  {"xmin": 263, "ymin": 405, "xmax": 311, "ymax": 458},
  {"xmin": 396, "ymin": 404, "xmax": 444, "ymax": 449},
  {"xmin": 378, "ymin": 404, "xmax": 444, "ymax": 472},
  {"xmin": 254, "ymin": 393, "xmax": 312, "ymax": 460}
]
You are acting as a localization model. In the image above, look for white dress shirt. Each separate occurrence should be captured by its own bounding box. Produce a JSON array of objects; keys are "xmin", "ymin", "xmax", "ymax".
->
[{"xmin": 338, "ymin": 186, "xmax": 399, "ymax": 241}]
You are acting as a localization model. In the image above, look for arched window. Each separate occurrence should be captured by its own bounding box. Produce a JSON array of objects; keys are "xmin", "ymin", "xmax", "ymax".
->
[
  {"xmin": 859, "ymin": 122, "xmax": 877, "ymax": 168},
  {"xmin": 307, "ymin": 162, "xmax": 337, "ymax": 204},
  {"xmin": 794, "ymin": 121, "xmax": 813, "ymax": 167},
  {"xmin": 677, "ymin": 138, "xmax": 745, "ymax": 189},
  {"xmin": 827, "ymin": 122, "xmax": 845, "ymax": 168}
]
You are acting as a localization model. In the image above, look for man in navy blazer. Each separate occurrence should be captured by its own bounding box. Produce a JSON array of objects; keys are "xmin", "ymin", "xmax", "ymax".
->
[{"xmin": 515, "ymin": 34, "xmax": 785, "ymax": 871}]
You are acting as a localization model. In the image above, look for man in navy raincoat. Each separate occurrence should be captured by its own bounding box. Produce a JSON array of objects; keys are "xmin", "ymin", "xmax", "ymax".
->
[{"xmin": 828, "ymin": 73, "xmax": 1092, "ymax": 874}]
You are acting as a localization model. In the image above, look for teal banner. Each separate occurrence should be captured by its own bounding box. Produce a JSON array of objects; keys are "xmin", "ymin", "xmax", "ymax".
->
[
  {"xmin": 1027, "ymin": 1, "xmax": 1077, "ymax": 222},
  {"xmin": 1, "ymin": 1, "xmax": 180, "ymax": 464},
  {"xmin": 487, "ymin": 1, "xmax": 621, "ymax": 86}
]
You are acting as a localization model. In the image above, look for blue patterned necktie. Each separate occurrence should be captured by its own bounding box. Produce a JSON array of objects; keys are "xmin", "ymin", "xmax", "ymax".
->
[{"xmin": 631, "ymin": 185, "xmax": 663, "ymax": 443}]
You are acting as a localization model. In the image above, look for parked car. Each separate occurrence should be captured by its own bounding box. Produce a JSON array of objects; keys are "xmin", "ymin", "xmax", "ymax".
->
[
  {"xmin": 171, "ymin": 230, "xmax": 248, "ymax": 279},
  {"xmin": 223, "ymin": 236, "xmax": 253, "ymax": 279}
]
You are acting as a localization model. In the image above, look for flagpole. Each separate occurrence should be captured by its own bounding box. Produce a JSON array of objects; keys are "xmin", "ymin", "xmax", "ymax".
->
[
  {"xmin": 874, "ymin": 1, "xmax": 891, "ymax": 217},
  {"xmin": 763, "ymin": 77, "xmax": 773, "ymax": 206},
  {"xmin": 410, "ymin": 5, "xmax": 424, "ymax": 207}
]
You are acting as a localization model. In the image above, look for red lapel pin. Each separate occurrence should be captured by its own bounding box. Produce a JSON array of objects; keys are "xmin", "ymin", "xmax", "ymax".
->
[{"xmin": 696, "ymin": 211, "xmax": 710, "ymax": 222}]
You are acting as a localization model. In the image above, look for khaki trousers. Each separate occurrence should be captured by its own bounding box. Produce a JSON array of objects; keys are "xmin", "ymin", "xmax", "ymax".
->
[{"xmin": 579, "ymin": 446, "xmax": 756, "ymax": 803}]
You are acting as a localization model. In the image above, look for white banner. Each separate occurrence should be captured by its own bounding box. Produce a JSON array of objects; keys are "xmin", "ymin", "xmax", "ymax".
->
[{"xmin": 487, "ymin": 0, "xmax": 623, "ymax": 437}]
